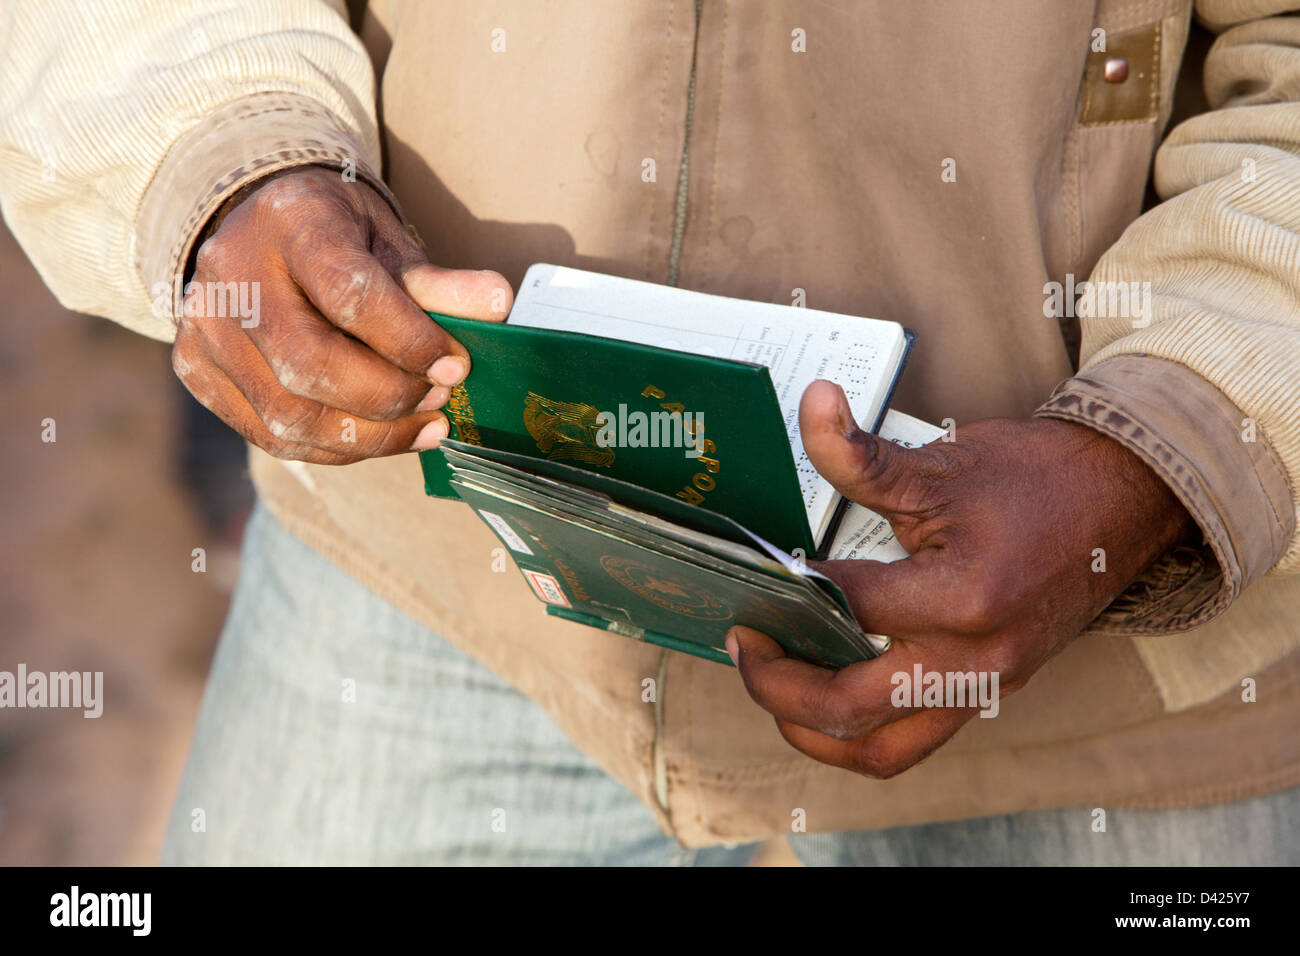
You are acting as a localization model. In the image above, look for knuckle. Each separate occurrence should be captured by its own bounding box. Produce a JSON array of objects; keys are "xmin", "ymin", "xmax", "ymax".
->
[
  {"xmin": 249, "ymin": 176, "xmax": 294, "ymax": 209},
  {"xmin": 947, "ymin": 576, "xmax": 1003, "ymax": 634},
  {"xmin": 269, "ymin": 440, "xmax": 343, "ymax": 465},
  {"xmin": 980, "ymin": 641, "xmax": 1025, "ymax": 683},
  {"xmin": 854, "ymin": 433, "xmax": 897, "ymax": 487},
  {"xmin": 261, "ymin": 435, "xmax": 296, "ymax": 459},
  {"xmin": 170, "ymin": 341, "xmax": 198, "ymax": 384},
  {"xmin": 365, "ymin": 374, "xmax": 423, "ymax": 421},
  {"xmin": 360, "ymin": 418, "xmax": 402, "ymax": 455},
  {"xmin": 262, "ymin": 392, "xmax": 321, "ymax": 445},
  {"xmin": 308, "ymin": 251, "xmax": 376, "ymax": 324},
  {"xmin": 850, "ymin": 743, "xmax": 909, "ymax": 779},
  {"xmin": 268, "ymin": 328, "xmax": 331, "ymax": 397},
  {"xmin": 194, "ymin": 234, "xmax": 234, "ymax": 276},
  {"xmin": 318, "ymin": 342, "xmax": 413, "ymax": 420},
  {"xmin": 269, "ymin": 327, "xmax": 417, "ymax": 420},
  {"xmin": 249, "ymin": 171, "xmax": 328, "ymax": 216},
  {"xmin": 920, "ymin": 443, "xmax": 966, "ymax": 484},
  {"xmin": 400, "ymin": 332, "xmax": 445, "ymax": 374}
]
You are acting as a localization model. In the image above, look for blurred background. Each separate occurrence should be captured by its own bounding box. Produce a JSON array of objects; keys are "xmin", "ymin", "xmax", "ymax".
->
[{"xmin": 0, "ymin": 219, "xmax": 253, "ymax": 865}]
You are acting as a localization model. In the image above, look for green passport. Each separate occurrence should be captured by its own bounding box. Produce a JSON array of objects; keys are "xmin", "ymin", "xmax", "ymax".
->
[
  {"xmin": 418, "ymin": 265, "xmax": 913, "ymax": 667},
  {"xmin": 420, "ymin": 312, "xmax": 816, "ymax": 554}
]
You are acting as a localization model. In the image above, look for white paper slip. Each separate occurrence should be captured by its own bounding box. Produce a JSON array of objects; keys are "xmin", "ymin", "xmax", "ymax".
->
[
  {"xmin": 509, "ymin": 263, "xmax": 910, "ymax": 544},
  {"xmin": 477, "ymin": 509, "xmax": 536, "ymax": 555}
]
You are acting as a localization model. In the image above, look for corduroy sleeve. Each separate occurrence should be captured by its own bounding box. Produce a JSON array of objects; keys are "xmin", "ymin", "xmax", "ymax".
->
[
  {"xmin": 0, "ymin": 0, "xmax": 390, "ymax": 341},
  {"xmin": 1037, "ymin": 2, "xmax": 1300, "ymax": 633}
]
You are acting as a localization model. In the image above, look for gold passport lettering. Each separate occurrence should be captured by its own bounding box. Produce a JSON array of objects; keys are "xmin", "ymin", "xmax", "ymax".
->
[
  {"xmin": 641, "ymin": 384, "xmax": 723, "ymax": 507},
  {"xmin": 522, "ymin": 391, "xmax": 616, "ymax": 467},
  {"xmin": 445, "ymin": 384, "xmax": 482, "ymax": 445}
]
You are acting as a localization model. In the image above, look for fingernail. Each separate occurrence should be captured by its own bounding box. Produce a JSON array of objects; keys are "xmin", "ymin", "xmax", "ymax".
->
[
  {"xmin": 411, "ymin": 417, "xmax": 449, "ymax": 451},
  {"xmin": 725, "ymin": 632, "xmax": 740, "ymax": 667},
  {"xmin": 416, "ymin": 385, "xmax": 450, "ymax": 412},
  {"xmin": 429, "ymin": 355, "xmax": 468, "ymax": 387}
]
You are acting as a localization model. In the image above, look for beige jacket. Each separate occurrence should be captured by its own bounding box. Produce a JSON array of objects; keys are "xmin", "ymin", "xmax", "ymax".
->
[{"xmin": 3, "ymin": 0, "xmax": 1299, "ymax": 846}]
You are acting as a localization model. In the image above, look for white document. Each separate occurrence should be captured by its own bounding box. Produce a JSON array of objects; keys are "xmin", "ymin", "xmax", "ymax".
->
[
  {"xmin": 509, "ymin": 264, "xmax": 909, "ymax": 542},
  {"xmin": 827, "ymin": 410, "xmax": 947, "ymax": 563}
]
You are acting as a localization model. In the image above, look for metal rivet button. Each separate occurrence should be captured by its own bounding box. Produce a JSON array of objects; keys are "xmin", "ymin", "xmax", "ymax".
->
[{"xmin": 1104, "ymin": 57, "xmax": 1129, "ymax": 83}]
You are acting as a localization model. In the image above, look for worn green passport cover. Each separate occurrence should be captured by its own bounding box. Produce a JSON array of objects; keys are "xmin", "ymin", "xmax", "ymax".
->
[
  {"xmin": 448, "ymin": 475, "xmax": 871, "ymax": 669},
  {"xmin": 418, "ymin": 312, "xmax": 817, "ymax": 555},
  {"xmin": 439, "ymin": 438, "xmax": 859, "ymax": 620}
]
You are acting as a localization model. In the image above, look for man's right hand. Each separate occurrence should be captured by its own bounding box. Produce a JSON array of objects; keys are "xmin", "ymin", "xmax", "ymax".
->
[{"xmin": 171, "ymin": 165, "xmax": 513, "ymax": 463}]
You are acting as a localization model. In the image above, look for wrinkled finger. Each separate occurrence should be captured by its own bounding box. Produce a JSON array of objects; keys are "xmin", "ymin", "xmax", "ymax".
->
[
  {"xmin": 235, "ymin": 283, "xmax": 439, "ymax": 421},
  {"xmin": 810, "ymin": 551, "xmax": 941, "ymax": 640},
  {"xmin": 186, "ymin": 313, "xmax": 449, "ymax": 457},
  {"xmin": 172, "ymin": 327, "xmax": 353, "ymax": 464},
  {"xmin": 283, "ymin": 228, "xmax": 471, "ymax": 385},
  {"xmin": 775, "ymin": 705, "xmax": 974, "ymax": 778},
  {"xmin": 728, "ymin": 625, "xmax": 925, "ymax": 739}
]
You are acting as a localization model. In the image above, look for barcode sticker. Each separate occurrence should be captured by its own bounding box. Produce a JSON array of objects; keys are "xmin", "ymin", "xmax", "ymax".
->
[
  {"xmin": 523, "ymin": 569, "xmax": 570, "ymax": 607},
  {"xmin": 477, "ymin": 510, "xmax": 534, "ymax": 555}
]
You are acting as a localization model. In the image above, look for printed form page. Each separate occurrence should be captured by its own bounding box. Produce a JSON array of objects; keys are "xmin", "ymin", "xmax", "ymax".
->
[{"xmin": 508, "ymin": 265, "xmax": 906, "ymax": 537}]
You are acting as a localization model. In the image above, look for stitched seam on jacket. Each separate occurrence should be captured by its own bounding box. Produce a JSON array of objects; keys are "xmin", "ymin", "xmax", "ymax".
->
[
  {"xmin": 666, "ymin": 0, "xmax": 703, "ymax": 287},
  {"xmin": 1064, "ymin": 124, "xmax": 1083, "ymax": 268},
  {"xmin": 1079, "ymin": 21, "xmax": 1162, "ymax": 127},
  {"xmin": 1049, "ymin": 361, "xmax": 1293, "ymax": 580},
  {"xmin": 136, "ymin": 91, "xmax": 393, "ymax": 323},
  {"xmin": 675, "ymin": 690, "xmax": 1299, "ymax": 783},
  {"xmin": 670, "ymin": 765, "xmax": 1300, "ymax": 847},
  {"xmin": 697, "ymin": 0, "xmax": 728, "ymax": 283},
  {"xmin": 653, "ymin": 649, "xmax": 670, "ymax": 813},
  {"xmin": 644, "ymin": 0, "xmax": 674, "ymax": 281},
  {"xmin": 677, "ymin": 762, "xmax": 1300, "ymax": 821},
  {"xmin": 163, "ymin": 100, "xmax": 375, "ymax": 270},
  {"xmin": 1100, "ymin": 0, "xmax": 1183, "ymax": 35}
]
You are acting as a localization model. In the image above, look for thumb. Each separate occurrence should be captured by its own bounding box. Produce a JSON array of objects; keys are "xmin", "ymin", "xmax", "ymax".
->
[
  {"xmin": 403, "ymin": 264, "xmax": 514, "ymax": 323},
  {"xmin": 361, "ymin": 191, "xmax": 514, "ymax": 323},
  {"xmin": 799, "ymin": 379, "xmax": 925, "ymax": 519}
]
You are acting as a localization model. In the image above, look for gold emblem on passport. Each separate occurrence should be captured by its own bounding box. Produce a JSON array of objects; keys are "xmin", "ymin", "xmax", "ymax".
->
[
  {"xmin": 600, "ymin": 555, "xmax": 734, "ymax": 621},
  {"xmin": 523, "ymin": 391, "xmax": 615, "ymax": 467}
]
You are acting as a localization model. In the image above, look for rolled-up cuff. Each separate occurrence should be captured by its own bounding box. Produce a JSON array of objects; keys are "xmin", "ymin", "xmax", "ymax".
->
[
  {"xmin": 1036, "ymin": 354, "xmax": 1294, "ymax": 632},
  {"xmin": 133, "ymin": 91, "xmax": 400, "ymax": 330}
]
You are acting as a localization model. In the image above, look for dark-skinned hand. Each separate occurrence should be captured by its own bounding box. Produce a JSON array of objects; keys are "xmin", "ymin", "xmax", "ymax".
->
[
  {"xmin": 726, "ymin": 379, "xmax": 1193, "ymax": 778},
  {"xmin": 171, "ymin": 165, "xmax": 513, "ymax": 463}
]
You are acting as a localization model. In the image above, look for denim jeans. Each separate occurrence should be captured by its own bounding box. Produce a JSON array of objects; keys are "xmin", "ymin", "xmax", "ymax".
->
[{"xmin": 162, "ymin": 502, "xmax": 1298, "ymax": 865}]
